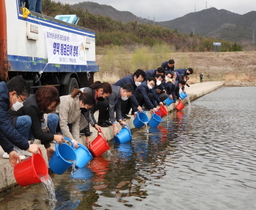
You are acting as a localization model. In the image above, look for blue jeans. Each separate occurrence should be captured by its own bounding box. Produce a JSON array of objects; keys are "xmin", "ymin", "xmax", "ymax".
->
[
  {"xmin": 29, "ymin": 0, "xmax": 42, "ymax": 13},
  {"xmin": 47, "ymin": 113, "xmax": 59, "ymax": 134},
  {"xmin": 15, "ymin": 115, "xmax": 32, "ymax": 139}
]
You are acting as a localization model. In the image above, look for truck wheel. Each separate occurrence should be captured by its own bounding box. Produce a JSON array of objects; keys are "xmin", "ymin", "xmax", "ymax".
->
[{"xmin": 60, "ymin": 77, "xmax": 79, "ymax": 95}]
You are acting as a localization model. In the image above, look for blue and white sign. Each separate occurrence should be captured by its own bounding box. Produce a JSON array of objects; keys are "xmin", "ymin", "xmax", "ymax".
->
[{"xmin": 44, "ymin": 28, "xmax": 87, "ymax": 65}]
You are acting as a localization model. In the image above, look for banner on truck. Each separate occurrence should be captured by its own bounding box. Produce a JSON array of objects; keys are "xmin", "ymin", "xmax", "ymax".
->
[{"xmin": 44, "ymin": 28, "xmax": 87, "ymax": 65}]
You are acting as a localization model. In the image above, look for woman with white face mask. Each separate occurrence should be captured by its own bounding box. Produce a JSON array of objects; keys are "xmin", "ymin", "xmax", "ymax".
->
[
  {"xmin": 134, "ymin": 77, "xmax": 163, "ymax": 114},
  {"xmin": 0, "ymin": 76, "xmax": 38, "ymax": 166}
]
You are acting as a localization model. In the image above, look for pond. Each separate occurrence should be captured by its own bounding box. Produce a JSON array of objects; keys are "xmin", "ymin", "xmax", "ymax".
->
[{"xmin": 1, "ymin": 87, "xmax": 256, "ymax": 210}]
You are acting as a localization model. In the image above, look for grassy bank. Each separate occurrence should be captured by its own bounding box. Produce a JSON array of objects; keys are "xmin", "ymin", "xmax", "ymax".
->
[{"xmin": 95, "ymin": 45, "xmax": 256, "ymax": 86}]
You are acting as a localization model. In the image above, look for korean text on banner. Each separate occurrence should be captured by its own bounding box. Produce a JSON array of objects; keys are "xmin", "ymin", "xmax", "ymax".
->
[{"xmin": 44, "ymin": 29, "xmax": 87, "ymax": 65}]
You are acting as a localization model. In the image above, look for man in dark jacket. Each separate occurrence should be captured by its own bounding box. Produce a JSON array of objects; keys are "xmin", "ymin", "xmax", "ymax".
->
[
  {"xmin": 145, "ymin": 67, "xmax": 165, "ymax": 80},
  {"xmin": 108, "ymin": 84, "xmax": 134, "ymax": 136},
  {"xmin": 114, "ymin": 69, "xmax": 145, "ymax": 119},
  {"xmin": 0, "ymin": 76, "xmax": 38, "ymax": 166},
  {"xmin": 161, "ymin": 59, "xmax": 175, "ymax": 72},
  {"xmin": 135, "ymin": 77, "xmax": 163, "ymax": 113}
]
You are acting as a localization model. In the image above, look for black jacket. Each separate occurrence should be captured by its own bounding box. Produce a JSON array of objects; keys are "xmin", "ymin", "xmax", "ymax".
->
[
  {"xmin": 114, "ymin": 75, "xmax": 139, "ymax": 110},
  {"xmin": 9, "ymin": 95, "xmax": 54, "ymax": 148},
  {"xmin": 0, "ymin": 82, "xmax": 29, "ymax": 153}
]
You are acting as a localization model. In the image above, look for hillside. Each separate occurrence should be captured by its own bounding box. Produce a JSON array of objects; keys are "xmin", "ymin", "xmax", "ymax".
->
[
  {"xmin": 71, "ymin": 2, "xmax": 150, "ymax": 24},
  {"xmin": 158, "ymin": 8, "xmax": 256, "ymax": 44},
  {"xmin": 68, "ymin": 2, "xmax": 256, "ymax": 45}
]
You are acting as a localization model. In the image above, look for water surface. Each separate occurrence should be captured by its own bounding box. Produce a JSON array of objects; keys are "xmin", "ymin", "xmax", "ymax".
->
[{"xmin": 1, "ymin": 87, "xmax": 256, "ymax": 210}]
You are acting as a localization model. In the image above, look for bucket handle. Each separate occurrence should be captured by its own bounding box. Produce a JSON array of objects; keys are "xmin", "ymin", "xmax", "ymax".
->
[
  {"xmin": 63, "ymin": 137, "xmax": 75, "ymax": 148},
  {"xmin": 155, "ymin": 110, "xmax": 162, "ymax": 117},
  {"xmin": 123, "ymin": 124, "xmax": 130, "ymax": 130},
  {"xmin": 98, "ymin": 132, "xmax": 107, "ymax": 141}
]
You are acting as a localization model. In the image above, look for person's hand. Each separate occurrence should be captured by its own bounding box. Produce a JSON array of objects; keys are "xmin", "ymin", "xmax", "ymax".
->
[
  {"xmin": 119, "ymin": 121, "xmax": 127, "ymax": 127},
  {"xmin": 46, "ymin": 147, "xmax": 55, "ymax": 161},
  {"xmin": 159, "ymin": 102, "xmax": 164, "ymax": 106},
  {"xmin": 155, "ymin": 89, "xmax": 161, "ymax": 94},
  {"xmin": 153, "ymin": 107, "xmax": 158, "ymax": 113},
  {"xmin": 71, "ymin": 139, "xmax": 79, "ymax": 148},
  {"xmin": 9, "ymin": 150, "xmax": 21, "ymax": 167},
  {"xmin": 169, "ymin": 95, "xmax": 173, "ymax": 99},
  {"xmin": 137, "ymin": 106, "xmax": 143, "ymax": 113},
  {"xmin": 85, "ymin": 137, "xmax": 93, "ymax": 147},
  {"xmin": 94, "ymin": 124, "xmax": 103, "ymax": 133},
  {"xmin": 27, "ymin": 144, "xmax": 38, "ymax": 154},
  {"xmin": 54, "ymin": 135, "xmax": 63, "ymax": 144},
  {"xmin": 113, "ymin": 123, "xmax": 119, "ymax": 136}
]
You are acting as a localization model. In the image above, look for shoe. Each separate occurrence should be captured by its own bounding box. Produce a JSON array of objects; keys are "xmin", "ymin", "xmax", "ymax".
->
[
  {"xmin": 2, "ymin": 152, "xmax": 26, "ymax": 160},
  {"xmin": 105, "ymin": 121, "xmax": 112, "ymax": 126},
  {"xmin": 122, "ymin": 114, "xmax": 131, "ymax": 119},
  {"xmin": 98, "ymin": 122, "xmax": 111, "ymax": 127}
]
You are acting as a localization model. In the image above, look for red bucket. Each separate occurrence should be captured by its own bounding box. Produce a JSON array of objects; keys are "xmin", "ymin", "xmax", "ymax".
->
[
  {"xmin": 88, "ymin": 132, "xmax": 110, "ymax": 156},
  {"xmin": 14, "ymin": 148, "xmax": 49, "ymax": 187},
  {"xmin": 156, "ymin": 105, "xmax": 168, "ymax": 118},
  {"xmin": 176, "ymin": 102, "xmax": 185, "ymax": 111}
]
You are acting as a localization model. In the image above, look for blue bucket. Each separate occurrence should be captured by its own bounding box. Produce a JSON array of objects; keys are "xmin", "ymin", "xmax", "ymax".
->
[
  {"xmin": 180, "ymin": 91, "xmax": 187, "ymax": 100},
  {"xmin": 75, "ymin": 143, "xmax": 93, "ymax": 168},
  {"xmin": 133, "ymin": 112, "xmax": 148, "ymax": 129},
  {"xmin": 148, "ymin": 113, "xmax": 162, "ymax": 128},
  {"xmin": 114, "ymin": 125, "xmax": 132, "ymax": 144},
  {"xmin": 163, "ymin": 97, "xmax": 174, "ymax": 106},
  {"xmin": 49, "ymin": 141, "xmax": 77, "ymax": 175}
]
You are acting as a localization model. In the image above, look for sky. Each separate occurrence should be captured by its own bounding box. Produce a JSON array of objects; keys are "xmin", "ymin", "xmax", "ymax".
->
[{"xmin": 54, "ymin": 0, "xmax": 255, "ymax": 21}]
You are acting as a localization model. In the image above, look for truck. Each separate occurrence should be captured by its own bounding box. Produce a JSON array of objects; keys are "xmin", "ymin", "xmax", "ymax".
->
[{"xmin": 0, "ymin": 0, "xmax": 98, "ymax": 95}]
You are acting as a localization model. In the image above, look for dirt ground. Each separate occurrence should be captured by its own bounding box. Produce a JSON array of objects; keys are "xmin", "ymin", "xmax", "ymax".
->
[{"xmin": 95, "ymin": 51, "xmax": 256, "ymax": 86}]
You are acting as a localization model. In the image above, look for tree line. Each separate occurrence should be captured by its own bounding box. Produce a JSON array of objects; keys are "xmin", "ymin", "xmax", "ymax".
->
[{"xmin": 42, "ymin": 0, "xmax": 242, "ymax": 52}]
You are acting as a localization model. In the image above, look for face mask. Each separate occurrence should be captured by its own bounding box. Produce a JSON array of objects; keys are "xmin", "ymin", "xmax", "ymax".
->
[
  {"xmin": 80, "ymin": 107, "xmax": 88, "ymax": 114},
  {"xmin": 135, "ymin": 81, "xmax": 141, "ymax": 87},
  {"xmin": 97, "ymin": 97, "xmax": 105, "ymax": 101},
  {"xmin": 147, "ymin": 84, "xmax": 153, "ymax": 90},
  {"xmin": 156, "ymin": 80, "xmax": 161, "ymax": 86},
  {"xmin": 121, "ymin": 96, "xmax": 128, "ymax": 101},
  {"xmin": 11, "ymin": 101, "xmax": 23, "ymax": 111}
]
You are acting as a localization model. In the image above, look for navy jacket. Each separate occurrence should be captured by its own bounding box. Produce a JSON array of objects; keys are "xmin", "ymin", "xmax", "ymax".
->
[
  {"xmin": 164, "ymin": 81, "xmax": 176, "ymax": 101},
  {"xmin": 108, "ymin": 85, "xmax": 122, "ymax": 123},
  {"xmin": 114, "ymin": 75, "xmax": 139, "ymax": 110},
  {"xmin": 135, "ymin": 81, "xmax": 156, "ymax": 110},
  {"xmin": 174, "ymin": 69, "xmax": 187, "ymax": 77},
  {"xmin": 9, "ymin": 95, "xmax": 54, "ymax": 148},
  {"xmin": 145, "ymin": 69, "xmax": 157, "ymax": 80},
  {"xmin": 161, "ymin": 61, "xmax": 174, "ymax": 72},
  {"xmin": 0, "ymin": 82, "xmax": 29, "ymax": 153}
]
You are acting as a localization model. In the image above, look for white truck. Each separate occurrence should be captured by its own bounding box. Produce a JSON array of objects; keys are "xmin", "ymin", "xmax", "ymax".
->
[{"xmin": 0, "ymin": 0, "xmax": 98, "ymax": 94}]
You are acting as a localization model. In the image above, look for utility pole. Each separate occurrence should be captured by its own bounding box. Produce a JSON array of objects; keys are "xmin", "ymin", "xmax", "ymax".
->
[{"xmin": 253, "ymin": 30, "xmax": 255, "ymax": 44}]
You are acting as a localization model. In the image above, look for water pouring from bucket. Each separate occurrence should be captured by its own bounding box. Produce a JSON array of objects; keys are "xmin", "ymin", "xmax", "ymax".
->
[
  {"xmin": 14, "ymin": 148, "xmax": 49, "ymax": 187},
  {"xmin": 133, "ymin": 111, "xmax": 149, "ymax": 129}
]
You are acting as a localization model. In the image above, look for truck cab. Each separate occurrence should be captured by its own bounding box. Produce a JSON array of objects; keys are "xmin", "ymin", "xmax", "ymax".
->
[{"xmin": 0, "ymin": 0, "xmax": 98, "ymax": 95}]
